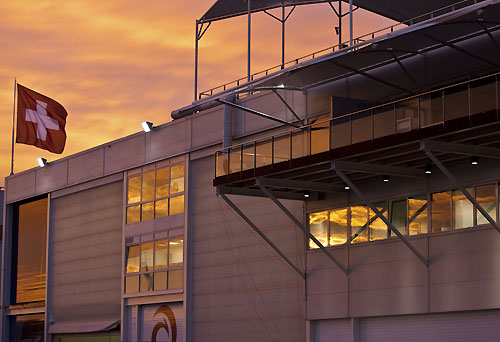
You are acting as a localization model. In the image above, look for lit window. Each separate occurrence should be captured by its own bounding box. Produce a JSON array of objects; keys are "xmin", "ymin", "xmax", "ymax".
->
[
  {"xmin": 330, "ymin": 208, "xmax": 348, "ymax": 246},
  {"xmin": 370, "ymin": 202, "xmax": 388, "ymax": 241},
  {"xmin": 351, "ymin": 206, "xmax": 368, "ymax": 244},
  {"xmin": 126, "ymin": 163, "xmax": 185, "ymax": 224},
  {"xmin": 309, "ymin": 211, "xmax": 328, "ymax": 249},
  {"xmin": 390, "ymin": 200, "xmax": 407, "ymax": 236},
  {"xmin": 408, "ymin": 195, "xmax": 428, "ymax": 235},
  {"xmin": 476, "ymin": 184, "xmax": 496, "ymax": 225},
  {"xmin": 452, "ymin": 188, "xmax": 473, "ymax": 229},
  {"xmin": 432, "ymin": 191, "xmax": 451, "ymax": 232},
  {"xmin": 125, "ymin": 237, "xmax": 184, "ymax": 294}
]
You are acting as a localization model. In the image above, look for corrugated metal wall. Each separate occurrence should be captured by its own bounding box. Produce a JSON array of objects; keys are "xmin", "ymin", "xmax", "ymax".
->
[{"xmin": 51, "ymin": 181, "xmax": 123, "ymax": 325}]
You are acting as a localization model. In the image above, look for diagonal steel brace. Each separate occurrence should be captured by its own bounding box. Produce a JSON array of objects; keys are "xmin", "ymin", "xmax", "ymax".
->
[
  {"xmin": 218, "ymin": 192, "xmax": 306, "ymax": 279},
  {"xmin": 333, "ymin": 162, "xmax": 429, "ymax": 267},
  {"xmin": 257, "ymin": 179, "xmax": 349, "ymax": 275}
]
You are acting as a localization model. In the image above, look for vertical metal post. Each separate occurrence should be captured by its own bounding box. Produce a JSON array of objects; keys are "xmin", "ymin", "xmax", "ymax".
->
[
  {"xmin": 194, "ymin": 20, "xmax": 199, "ymax": 101},
  {"xmin": 247, "ymin": 0, "xmax": 251, "ymax": 82},
  {"xmin": 349, "ymin": 0, "xmax": 353, "ymax": 46},
  {"xmin": 338, "ymin": 0, "xmax": 342, "ymax": 46},
  {"xmin": 10, "ymin": 77, "xmax": 16, "ymax": 175},
  {"xmin": 281, "ymin": 5, "xmax": 285, "ymax": 69}
]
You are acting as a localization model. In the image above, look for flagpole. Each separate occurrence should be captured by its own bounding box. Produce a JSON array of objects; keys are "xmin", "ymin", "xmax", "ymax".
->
[{"xmin": 10, "ymin": 77, "xmax": 16, "ymax": 175}]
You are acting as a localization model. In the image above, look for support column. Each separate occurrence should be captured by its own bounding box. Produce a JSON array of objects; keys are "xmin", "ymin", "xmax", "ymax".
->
[{"xmin": 247, "ymin": 0, "xmax": 251, "ymax": 82}]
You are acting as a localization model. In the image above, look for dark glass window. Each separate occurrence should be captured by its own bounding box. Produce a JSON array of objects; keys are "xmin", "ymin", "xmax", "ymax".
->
[
  {"xmin": 10, "ymin": 314, "xmax": 44, "ymax": 342},
  {"xmin": 13, "ymin": 197, "xmax": 48, "ymax": 304}
]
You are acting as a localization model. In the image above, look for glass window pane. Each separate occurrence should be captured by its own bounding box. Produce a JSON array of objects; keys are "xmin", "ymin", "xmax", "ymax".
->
[
  {"xmin": 420, "ymin": 92, "xmax": 443, "ymax": 127},
  {"xmin": 373, "ymin": 105, "xmax": 394, "ymax": 139},
  {"xmin": 169, "ymin": 238, "xmax": 184, "ymax": 267},
  {"xmin": 168, "ymin": 269, "xmax": 183, "ymax": 289},
  {"xmin": 16, "ymin": 198, "xmax": 48, "ymax": 304},
  {"xmin": 453, "ymin": 188, "xmax": 473, "ymax": 229},
  {"xmin": 128, "ymin": 176, "xmax": 141, "ymax": 204},
  {"xmin": 292, "ymin": 131, "xmax": 306, "ymax": 159},
  {"xmin": 331, "ymin": 117, "xmax": 351, "ymax": 149},
  {"xmin": 396, "ymin": 98, "xmax": 419, "ymax": 132},
  {"xmin": 471, "ymin": 76, "xmax": 496, "ymax": 115},
  {"xmin": 229, "ymin": 147, "xmax": 242, "ymax": 173},
  {"xmin": 351, "ymin": 111, "xmax": 372, "ymax": 144},
  {"xmin": 126, "ymin": 245, "xmax": 140, "ymax": 273},
  {"xmin": 390, "ymin": 200, "xmax": 407, "ymax": 236},
  {"xmin": 141, "ymin": 202, "xmax": 154, "ymax": 221},
  {"xmin": 369, "ymin": 202, "xmax": 388, "ymax": 241},
  {"xmin": 242, "ymin": 144, "xmax": 255, "ymax": 171},
  {"xmin": 154, "ymin": 272, "xmax": 167, "ymax": 291},
  {"xmin": 169, "ymin": 195, "xmax": 184, "ymax": 215},
  {"xmin": 170, "ymin": 164, "xmax": 185, "ymax": 194},
  {"xmin": 256, "ymin": 141, "xmax": 273, "ymax": 167},
  {"xmin": 125, "ymin": 275, "xmax": 139, "ymax": 294},
  {"xmin": 127, "ymin": 205, "xmax": 141, "ymax": 224},
  {"xmin": 216, "ymin": 152, "xmax": 228, "ymax": 177},
  {"xmin": 445, "ymin": 84, "xmax": 469, "ymax": 120},
  {"xmin": 273, "ymin": 135, "xmax": 291, "ymax": 164},
  {"xmin": 351, "ymin": 206, "xmax": 368, "ymax": 244},
  {"xmin": 476, "ymin": 184, "xmax": 496, "ymax": 225},
  {"xmin": 311, "ymin": 118, "xmax": 330, "ymax": 154},
  {"xmin": 432, "ymin": 191, "xmax": 451, "ymax": 232},
  {"xmin": 409, "ymin": 195, "xmax": 428, "ymax": 235},
  {"xmin": 140, "ymin": 273, "xmax": 153, "ymax": 292},
  {"xmin": 309, "ymin": 211, "xmax": 329, "ymax": 248},
  {"xmin": 154, "ymin": 240, "xmax": 168, "ymax": 270},
  {"xmin": 142, "ymin": 171, "xmax": 155, "ymax": 202},
  {"xmin": 330, "ymin": 208, "xmax": 348, "ymax": 245},
  {"xmin": 155, "ymin": 199, "xmax": 169, "ymax": 218},
  {"xmin": 11, "ymin": 314, "xmax": 45, "ymax": 342},
  {"xmin": 156, "ymin": 167, "xmax": 169, "ymax": 198},
  {"xmin": 140, "ymin": 242, "xmax": 154, "ymax": 272}
]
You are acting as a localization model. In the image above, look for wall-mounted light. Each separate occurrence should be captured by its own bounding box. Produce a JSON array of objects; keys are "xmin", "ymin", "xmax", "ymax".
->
[
  {"xmin": 344, "ymin": 184, "xmax": 350, "ymax": 190},
  {"xmin": 383, "ymin": 175, "xmax": 390, "ymax": 182},
  {"xmin": 37, "ymin": 158, "xmax": 47, "ymax": 167},
  {"xmin": 304, "ymin": 191, "xmax": 310, "ymax": 198},
  {"xmin": 471, "ymin": 156, "xmax": 478, "ymax": 165},
  {"xmin": 425, "ymin": 164, "xmax": 432, "ymax": 174},
  {"xmin": 142, "ymin": 121, "xmax": 153, "ymax": 132}
]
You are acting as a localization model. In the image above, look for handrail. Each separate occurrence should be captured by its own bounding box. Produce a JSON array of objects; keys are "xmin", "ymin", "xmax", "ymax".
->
[
  {"xmin": 200, "ymin": 0, "xmax": 484, "ymax": 100},
  {"xmin": 214, "ymin": 70, "xmax": 500, "ymax": 155}
]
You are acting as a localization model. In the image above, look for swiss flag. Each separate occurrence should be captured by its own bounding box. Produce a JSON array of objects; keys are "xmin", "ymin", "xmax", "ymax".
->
[{"xmin": 16, "ymin": 84, "xmax": 67, "ymax": 154}]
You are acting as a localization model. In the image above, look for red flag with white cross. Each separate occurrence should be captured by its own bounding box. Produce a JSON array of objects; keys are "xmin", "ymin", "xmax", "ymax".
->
[{"xmin": 16, "ymin": 84, "xmax": 67, "ymax": 154}]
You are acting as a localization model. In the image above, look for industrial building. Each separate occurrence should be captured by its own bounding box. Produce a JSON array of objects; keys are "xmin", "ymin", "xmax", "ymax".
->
[{"xmin": 2, "ymin": 0, "xmax": 500, "ymax": 341}]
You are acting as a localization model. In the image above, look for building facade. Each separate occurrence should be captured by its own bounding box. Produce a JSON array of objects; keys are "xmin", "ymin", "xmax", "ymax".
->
[{"xmin": 2, "ymin": 0, "xmax": 500, "ymax": 341}]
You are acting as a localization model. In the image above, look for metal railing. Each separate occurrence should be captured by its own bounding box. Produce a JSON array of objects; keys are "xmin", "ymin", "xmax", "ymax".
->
[
  {"xmin": 200, "ymin": 0, "xmax": 484, "ymax": 100},
  {"xmin": 215, "ymin": 71, "xmax": 499, "ymax": 178}
]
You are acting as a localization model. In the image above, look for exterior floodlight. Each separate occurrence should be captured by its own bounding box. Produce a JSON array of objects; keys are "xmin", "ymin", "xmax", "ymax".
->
[
  {"xmin": 277, "ymin": 83, "xmax": 285, "ymax": 89},
  {"xmin": 37, "ymin": 158, "xmax": 47, "ymax": 167},
  {"xmin": 344, "ymin": 185, "xmax": 350, "ymax": 190},
  {"xmin": 142, "ymin": 121, "xmax": 153, "ymax": 132},
  {"xmin": 383, "ymin": 175, "xmax": 390, "ymax": 182},
  {"xmin": 304, "ymin": 191, "xmax": 310, "ymax": 198},
  {"xmin": 425, "ymin": 164, "xmax": 432, "ymax": 174},
  {"xmin": 471, "ymin": 156, "xmax": 478, "ymax": 165}
]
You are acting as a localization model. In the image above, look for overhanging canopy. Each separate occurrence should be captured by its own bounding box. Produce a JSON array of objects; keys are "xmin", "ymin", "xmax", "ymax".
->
[{"xmin": 200, "ymin": 0, "xmax": 465, "ymax": 23}]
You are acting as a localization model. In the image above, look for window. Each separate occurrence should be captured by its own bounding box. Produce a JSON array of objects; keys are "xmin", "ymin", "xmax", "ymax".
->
[
  {"xmin": 432, "ymin": 191, "xmax": 451, "ymax": 232},
  {"xmin": 125, "ymin": 237, "xmax": 183, "ymax": 294},
  {"xmin": 452, "ymin": 188, "xmax": 473, "ymax": 229},
  {"xmin": 126, "ymin": 164, "xmax": 185, "ymax": 224},
  {"xmin": 476, "ymin": 184, "xmax": 496, "ymax": 225},
  {"xmin": 13, "ymin": 197, "xmax": 48, "ymax": 304}
]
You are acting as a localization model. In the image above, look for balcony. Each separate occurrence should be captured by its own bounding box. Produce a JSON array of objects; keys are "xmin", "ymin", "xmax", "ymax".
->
[{"xmin": 214, "ymin": 72, "xmax": 500, "ymax": 186}]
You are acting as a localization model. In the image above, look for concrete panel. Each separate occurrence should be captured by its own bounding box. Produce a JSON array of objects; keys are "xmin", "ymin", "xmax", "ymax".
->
[
  {"xmin": 5, "ymin": 171, "xmax": 36, "ymax": 203},
  {"xmin": 104, "ymin": 134, "xmax": 145, "ymax": 174},
  {"xmin": 35, "ymin": 159, "xmax": 68, "ymax": 194},
  {"xmin": 314, "ymin": 318, "xmax": 353, "ymax": 342},
  {"xmin": 146, "ymin": 119, "xmax": 190, "ymax": 162},
  {"xmin": 191, "ymin": 107, "xmax": 223, "ymax": 149},
  {"xmin": 67, "ymin": 148, "xmax": 104, "ymax": 185},
  {"xmin": 429, "ymin": 228, "xmax": 500, "ymax": 312}
]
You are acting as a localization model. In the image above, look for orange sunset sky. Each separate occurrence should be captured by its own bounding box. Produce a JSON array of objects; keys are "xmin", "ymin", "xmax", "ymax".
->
[{"xmin": 0, "ymin": 0, "xmax": 394, "ymax": 186}]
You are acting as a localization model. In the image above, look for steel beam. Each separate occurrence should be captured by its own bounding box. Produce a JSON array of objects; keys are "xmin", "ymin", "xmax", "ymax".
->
[
  {"xmin": 257, "ymin": 181, "xmax": 349, "ymax": 275},
  {"xmin": 421, "ymin": 147, "xmax": 500, "ymax": 235},
  {"xmin": 333, "ymin": 160, "xmax": 426, "ymax": 178},
  {"xmin": 218, "ymin": 185, "xmax": 307, "ymax": 201},
  {"xmin": 219, "ymin": 193, "xmax": 305, "ymax": 279},
  {"xmin": 422, "ymin": 140, "xmax": 500, "ymax": 159},
  {"xmin": 271, "ymin": 90, "xmax": 305, "ymax": 126},
  {"xmin": 218, "ymin": 99, "xmax": 301, "ymax": 128},
  {"xmin": 333, "ymin": 164, "xmax": 429, "ymax": 267},
  {"xmin": 257, "ymin": 177, "xmax": 345, "ymax": 193}
]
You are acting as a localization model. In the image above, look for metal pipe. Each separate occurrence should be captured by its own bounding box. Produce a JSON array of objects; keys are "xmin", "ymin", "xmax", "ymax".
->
[
  {"xmin": 282, "ymin": 5, "xmax": 285, "ymax": 69},
  {"xmin": 247, "ymin": 0, "xmax": 251, "ymax": 82},
  {"xmin": 194, "ymin": 20, "xmax": 199, "ymax": 101},
  {"xmin": 349, "ymin": 0, "xmax": 353, "ymax": 46},
  {"xmin": 10, "ymin": 77, "xmax": 16, "ymax": 175}
]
